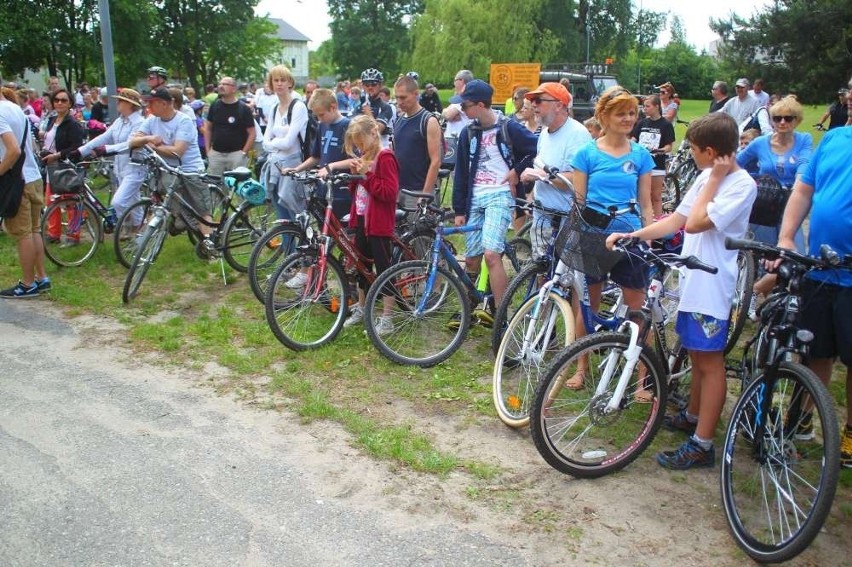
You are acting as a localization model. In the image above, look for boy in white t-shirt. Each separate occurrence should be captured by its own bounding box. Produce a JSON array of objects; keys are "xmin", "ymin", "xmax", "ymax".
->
[{"xmin": 607, "ymin": 113, "xmax": 757, "ymax": 470}]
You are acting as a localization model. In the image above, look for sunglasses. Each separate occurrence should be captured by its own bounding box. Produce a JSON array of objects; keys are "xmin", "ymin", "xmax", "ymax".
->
[
  {"xmin": 53, "ymin": 98, "xmax": 70, "ymax": 103},
  {"xmin": 461, "ymin": 101, "xmax": 478, "ymax": 109},
  {"xmin": 772, "ymin": 115, "xmax": 797, "ymax": 123},
  {"xmin": 362, "ymin": 81, "xmax": 379, "ymax": 87},
  {"xmin": 531, "ymin": 97, "xmax": 559, "ymax": 104}
]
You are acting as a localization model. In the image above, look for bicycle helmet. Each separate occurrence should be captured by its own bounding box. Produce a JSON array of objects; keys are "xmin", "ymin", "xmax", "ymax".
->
[
  {"xmin": 406, "ymin": 71, "xmax": 420, "ymax": 82},
  {"xmin": 146, "ymin": 66, "xmax": 168, "ymax": 79},
  {"xmin": 361, "ymin": 68, "xmax": 383, "ymax": 83}
]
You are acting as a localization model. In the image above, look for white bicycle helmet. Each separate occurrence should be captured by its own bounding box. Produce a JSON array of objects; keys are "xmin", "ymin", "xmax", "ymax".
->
[
  {"xmin": 361, "ymin": 68, "xmax": 383, "ymax": 83},
  {"xmin": 146, "ymin": 66, "xmax": 168, "ymax": 79},
  {"xmin": 406, "ymin": 71, "xmax": 420, "ymax": 82}
]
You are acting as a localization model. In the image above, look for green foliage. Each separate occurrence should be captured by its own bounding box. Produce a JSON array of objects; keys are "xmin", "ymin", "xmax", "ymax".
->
[
  {"xmin": 710, "ymin": 0, "xmax": 852, "ymax": 103},
  {"xmin": 309, "ymin": 40, "xmax": 337, "ymax": 80},
  {"xmin": 327, "ymin": 0, "xmax": 424, "ymax": 79}
]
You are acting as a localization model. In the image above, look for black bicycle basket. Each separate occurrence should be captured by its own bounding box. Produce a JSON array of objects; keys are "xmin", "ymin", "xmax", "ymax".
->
[
  {"xmin": 749, "ymin": 175, "xmax": 791, "ymax": 227},
  {"xmin": 554, "ymin": 206, "xmax": 626, "ymax": 278}
]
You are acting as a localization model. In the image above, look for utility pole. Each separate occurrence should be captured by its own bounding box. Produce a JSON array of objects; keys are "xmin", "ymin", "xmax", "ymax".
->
[
  {"xmin": 97, "ymin": 0, "xmax": 118, "ymax": 122},
  {"xmin": 585, "ymin": 2, "xmax": 591, "ymax": 63}
]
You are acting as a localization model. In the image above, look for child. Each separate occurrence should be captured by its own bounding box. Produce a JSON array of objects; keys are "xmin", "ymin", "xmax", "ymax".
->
[
  {"xmin": 583, "ymin": 117, "xmax": 602, "ymax": 139},
  {"xmin": 607, "ymin": 113, "xmax": 757, "ymax": 469},
  {"xmin": 341, "ymin": 115, "xmax": 400, "ymax": 334}
]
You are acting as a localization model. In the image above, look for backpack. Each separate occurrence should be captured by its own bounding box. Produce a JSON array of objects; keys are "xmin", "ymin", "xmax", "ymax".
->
[
  {"xmin": 743, "ymin": 107, "xmax": 769, "ymax": 134},
  {"xmin": 466, "ymin": 116, "xmax": 514, "ymax": 166},
  {"xmin": 272, "ymin": 99, "xmax": 318, "ymax": 161}
]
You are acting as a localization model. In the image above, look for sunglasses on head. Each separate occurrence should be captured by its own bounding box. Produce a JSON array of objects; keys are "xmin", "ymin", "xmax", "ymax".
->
[{"xmin": 772, "ymin": 115, "xmax": 796, "ymax": 123}]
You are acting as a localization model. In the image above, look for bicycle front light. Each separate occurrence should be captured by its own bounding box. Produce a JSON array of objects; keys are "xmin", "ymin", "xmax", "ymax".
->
[{"xmin": 796, "ymin": 329, "xmax": 814, "ymax": 344}]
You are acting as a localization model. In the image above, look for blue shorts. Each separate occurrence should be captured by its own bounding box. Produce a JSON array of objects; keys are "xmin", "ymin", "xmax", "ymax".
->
[
  {"xmin": 465, "ymin": 190, "xmax": 513, "ymax": 256},
  {"xmin": 675, "ymin": 311, "xmax": 729, "ymax": 352}
]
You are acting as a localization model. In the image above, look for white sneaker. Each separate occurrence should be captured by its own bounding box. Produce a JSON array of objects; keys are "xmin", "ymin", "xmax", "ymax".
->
[
  {"xmin": 284, "ymin": 271, "xmax": 309, "ymax": 289},
  {"xmin": 374, "ymin": 316, "xmax": 395, "ymax": 336},
  {"xmin": 344, "ymin": 305, "xmax": 364, "ymax": 327},
  {"xmin": 747, "ymin": 293, "xmax": 759, "ymax": 322}
]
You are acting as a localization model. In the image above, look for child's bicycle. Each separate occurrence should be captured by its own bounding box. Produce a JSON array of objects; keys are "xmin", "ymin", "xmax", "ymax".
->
[
  {"xmin": 361, "ymin": 204, "xmax": 527, "ymax": 367},
  {"xmin": 719, "ymin": 236, "xmax": 846, "ymax": 564},
  {"xmin": 528, "ymin": 238, "xmax": 717, "ymax": 478}
]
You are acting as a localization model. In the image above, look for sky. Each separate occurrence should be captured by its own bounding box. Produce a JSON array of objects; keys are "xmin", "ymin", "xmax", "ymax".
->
[{"xmin": 255, "ymin": 0, "xmax": 771, "ymax": 53}]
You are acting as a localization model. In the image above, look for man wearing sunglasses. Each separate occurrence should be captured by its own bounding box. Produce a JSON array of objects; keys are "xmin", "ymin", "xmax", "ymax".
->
[
  {"xmin": 717, "ymin": 77, "xmax": 760, "ymax": 124},
  {"xmin": 351, "ymin": 68, "xmax": 393, "ymax": 148}
]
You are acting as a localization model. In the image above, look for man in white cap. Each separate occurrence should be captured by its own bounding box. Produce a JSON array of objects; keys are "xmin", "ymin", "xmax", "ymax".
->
[{"xmin": 717, "ymin": 78, "xmax": 760, "ymax": 124}]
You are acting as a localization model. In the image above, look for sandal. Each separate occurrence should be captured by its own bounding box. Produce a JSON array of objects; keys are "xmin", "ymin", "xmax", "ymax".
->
[
  {"xmin": 565, "ymin": 369, "xmax": 586, "ymax": 391},
  {"xmin": 634, "ymin": 388, "xmax": 655, "ymax": 404}
]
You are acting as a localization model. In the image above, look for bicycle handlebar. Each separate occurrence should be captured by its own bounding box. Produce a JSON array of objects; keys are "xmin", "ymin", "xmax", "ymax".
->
[
  {"xmin": 725, "ymin": 237, "xmax": 850, "ymax": 270},
  {"xmin": 283, "ymin": 169, "xmax": 365, "ymax": 185},
  {"xmin": 130, "ymin": 148, "xmax": 205, "ymax": 179},
  {"xmin": 615, "ymin": 237, "xmax": 717, "ymax": 274}
]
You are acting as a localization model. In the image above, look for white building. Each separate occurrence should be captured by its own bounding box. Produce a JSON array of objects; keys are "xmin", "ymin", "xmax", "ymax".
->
[{"xmin": 267, "ymin": 18, "xmax": 311, "ymax": 84}]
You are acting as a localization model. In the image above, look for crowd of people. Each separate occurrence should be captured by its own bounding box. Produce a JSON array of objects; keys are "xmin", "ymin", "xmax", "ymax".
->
[{"xmin": 1, "ymin": 64, "xmax": 850, "ymax": 472}]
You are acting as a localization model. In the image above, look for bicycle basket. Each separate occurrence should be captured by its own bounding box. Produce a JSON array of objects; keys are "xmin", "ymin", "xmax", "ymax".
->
[
  {"xmin": 749, "ymin": 175, "xmax": 790, "ymax": 227},
  {"xmin": 553, "ymin": 207, "xmax": 625, "ymax": 278},
  {"xmin": 46, "ymin": 163, "xmax": 86, "ymax": 194}
]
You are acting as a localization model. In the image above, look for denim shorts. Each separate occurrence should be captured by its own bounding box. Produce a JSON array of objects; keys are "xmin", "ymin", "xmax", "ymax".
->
[
  {"xmin": 465, "ymin": 190, "xmax": 513, "ymax": 256},
  {"xmin": 676, "ymin": 311, "xmax": 729, "ymax": 352}
]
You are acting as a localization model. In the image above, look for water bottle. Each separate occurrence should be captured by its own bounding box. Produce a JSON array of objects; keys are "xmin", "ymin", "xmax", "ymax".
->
[{"xmin": 105, "ymin": 206, "xmax": 117, "ymax": 232}]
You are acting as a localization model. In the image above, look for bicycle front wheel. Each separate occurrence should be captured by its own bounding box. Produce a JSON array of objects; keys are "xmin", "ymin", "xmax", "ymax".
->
[
  {"xmin": 41, "ymin": 198, "xmax": 102, "ymax": 267},
  {"xmin": 721, "ymin": 362, "xmax": 839, "ymax": 564},
  {"xmin": 530, "ymin": 332, "xmax": 667, "ymax": 478},
  {"xmin": 221, "ymin": 202, "xmax": 276, "ymax": 272},
  {"xmin": 248, "ymin": 223, "xmax": 305, "ymax": 303},
  {"xmin": 113, "ymin": 198, "xmax": 156, "ymax": 268},
  {"xmin": 122, "ymin": 217, "xmax": 168, "ymax": 303},
  {"xmin": 493, "ymin": 292, "xmax": 574, "ymax": 428},
  {"xmin": 491, "ymin": 260, "xmax": 548, "ymax": 354},
  {"xmin": 264, "ymin": 251, "xmax": 348, "ymax": 351},
  {"xmin": 725, "ymin": 249, "xmax": 755, "ymax": 354},
  {"xmin": 363, "ymin": 260, "xmax": 470, "ymax": 367}
]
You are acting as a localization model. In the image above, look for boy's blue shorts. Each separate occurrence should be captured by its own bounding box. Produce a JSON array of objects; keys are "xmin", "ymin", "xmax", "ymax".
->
[{"xmin": 676, "ymin": 311, "xmax": 729, "ymax": 352}]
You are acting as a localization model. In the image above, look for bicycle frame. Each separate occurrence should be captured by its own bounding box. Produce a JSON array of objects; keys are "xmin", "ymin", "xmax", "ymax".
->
[{"xmin": 415, "ymin": 222, "xmax": 483, "ymax": 315}]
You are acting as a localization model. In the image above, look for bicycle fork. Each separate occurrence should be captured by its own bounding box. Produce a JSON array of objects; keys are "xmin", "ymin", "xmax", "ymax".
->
[{"xmin": 596, "ymin": 321, "xmax": 643, "ymax": 412}]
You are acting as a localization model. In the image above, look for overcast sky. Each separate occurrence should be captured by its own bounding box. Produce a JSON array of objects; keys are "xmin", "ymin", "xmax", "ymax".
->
[{"xmin": 255, "ymin": 0, "xmax": 771, "ymax": 52}]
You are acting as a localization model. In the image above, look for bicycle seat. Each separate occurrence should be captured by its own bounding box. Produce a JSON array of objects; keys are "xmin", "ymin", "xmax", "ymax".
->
[
  {"xmin": 399, "ymin": 189, "xmax": 434, "ymax": 203},
  {"xmin": 438, "ymin": 168, "xmax": 451, "ymax": 179},
  {"xmin": 395, "ymin": 209, "xmax": 407, "ymax": 222},
  {"xmin": 224, "ymin": 167, "xmax": 252, "ymax": 182}
]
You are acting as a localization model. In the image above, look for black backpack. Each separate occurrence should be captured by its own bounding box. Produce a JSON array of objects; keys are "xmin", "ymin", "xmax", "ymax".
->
[{"xmin": 272, "ymin": 99, "xmax": 318, "ymax": 161}]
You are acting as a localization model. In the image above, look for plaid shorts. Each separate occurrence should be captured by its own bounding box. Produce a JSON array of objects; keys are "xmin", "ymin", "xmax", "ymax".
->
[{"xmin": 465, "ymin": 190, "xmax": 512, "ymax": 256}]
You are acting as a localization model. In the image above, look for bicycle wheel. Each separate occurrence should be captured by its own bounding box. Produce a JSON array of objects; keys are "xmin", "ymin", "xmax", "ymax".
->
[
  {"xmin": 113, "ymin": 198, "xmax": 156, "ymax": 268},
  {"xmin": 41, "ymin": 198, "xmax": 101, "ymax": 267},
  {"xmin": 221, "ymin": 202, "xmax": 276, "ymax": 272},
  {"xmin": 491, "ymin": 260, "xmax": 549, "ymax": 354},
  {"xmin": 725, "ymin": 249, "xmax": 755, "ymax": 355},
  {"xmin": 264, "ymin": 251, "xmax": 349, "ymax": 351},
  {"xmin": 506, "ymin": 236, "xmax": 532, "ymax": 271},
  {"xmin": 493, "ymin": 292, "xmax": 575, "ymax": 428},
  {"xmin": 248, "ymin": 223, "xmax": 305, "ymax": 303},
  {"xmin": 122, "ymin": 216, "xmax": 169, "ymax": 303},
  {"xmin": 397, "ymin": 228, "xmax": 436, "ymax": 263},
  {"xmin": 721, "ymin": 362, "xmax": 839, "ymax": 563},
  {"xmin": 530, "ymin": 331, "xmax": 667, "ymax": 478},
  {"xmin": 363, "ymin": 260, "xmax": 470, "ymax": 367}
]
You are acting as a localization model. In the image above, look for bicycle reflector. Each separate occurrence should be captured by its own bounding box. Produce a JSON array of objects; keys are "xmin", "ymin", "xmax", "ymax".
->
[{"xmin": 235, "ymin": 179, "xmax": 266, "ymax": 206}]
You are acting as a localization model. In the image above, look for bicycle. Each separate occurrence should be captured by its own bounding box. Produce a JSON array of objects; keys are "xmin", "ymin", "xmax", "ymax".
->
[
  {"xmin": 720, "ymin": 236, "xmax": 845, "ymax": 563},
  {"xmin": 360, "ymin": 201, "xmax": 530, "ymax": 367},
  {"xmin": 122, "ymin": 149, "xmax": 274, "ymax": 303},
  {"xmin": 262, "ymin": 174, "xmax": 439, "ymax": 351},
  {"xmin": 528, "ymin": 238, "xmax": 717, "ymax": 477},
  {"xmin": 662, "ymin": 121, "xmax": 697, "ymax": 212},
  {"xmin": 40, "ymin": 159, "xmax": 119, "ymax": 267}
]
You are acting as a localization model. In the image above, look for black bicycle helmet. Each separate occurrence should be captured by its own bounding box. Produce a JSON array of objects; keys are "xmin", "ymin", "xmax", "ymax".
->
[
  {"xmin": 406, "ymin": 71, "xmax": 420, "ymax": 82},
  {"xmin": 361, "ymin": 68, "xmax": 383, "ymax": 83},
  {"xmin": 146, "ymin": 66, "xmax": 168, "ymax": 79}
]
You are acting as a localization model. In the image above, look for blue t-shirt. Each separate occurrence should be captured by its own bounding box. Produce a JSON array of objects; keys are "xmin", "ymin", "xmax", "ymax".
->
[
  {"xmin": 800, "ymin": 127, "xmax": 852, "ymax": 286},
  {"xmin": 311, "ymin": 116, "xmax": 350, "ymax": 165},
  {"xmin": 735, "ymin": 132, "xmax": 812, "ymax": 187},
  {"xmin": 571, "ymin": 140, "xmax": 654, "ymax": 231}
]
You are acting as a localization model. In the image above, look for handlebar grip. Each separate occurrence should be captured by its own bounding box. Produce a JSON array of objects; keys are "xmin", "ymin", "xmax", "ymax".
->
[
  {"xmin": 724, "ymin": 236, "xmax": 757, "ymax": 251},
  {"xmin": 684, "ymin": 255, "xmax": 718, "ymax": 274}
]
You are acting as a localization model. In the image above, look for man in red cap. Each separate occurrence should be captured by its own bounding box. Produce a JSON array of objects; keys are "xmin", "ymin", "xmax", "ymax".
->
[{"xmin": 519, "ymin": 82, "xmax": 591, "ymax": 256}]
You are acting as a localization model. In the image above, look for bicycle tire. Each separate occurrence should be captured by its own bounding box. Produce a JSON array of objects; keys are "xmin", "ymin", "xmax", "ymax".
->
[
  {"xmin": 506, "ymin": 236, "xmax": 532, "ymax": 272},
  {"xmin": 491, "ymin": 261, "xmax": 549, "ymax": 354},
  {"xmin": 363, "ymin": 260, "xmax": 470, "ymax": 367},
  {"xmin": 493, "ymin": 292, "xmax": 575, "ymax": 428},
  {"xmin": 264, "ymin": 251, "xmax": 349, "ymax": 351},
  {"xmin": 724, "ymin": 249, "xmax": 755, "ymax": 355},
  {"xmin": 721, "ymin": 362, "xmax": 839, "ymax": 563},
  {"xmin": 113, "ymin": 198, "xmax": 155, "ymax": 269},
  {"xmin": 122, "ymin": 216, "xmax": 168, "ymax": 303},
  {"xmin": 530, "ymin": 331, "xmax": 667, "ymax": 478},
  {"xmin": 397, "ymin": 227, "xmax": 436, "ymax": 263},
  {"xmin": 221, "ymin": 202, "xmax": 276, "ymax": 272},
  {"xmin": 41, "ymin": 198, "xmax": 102, "ymax": 267},
  {"xmin": 666, "ymin": 340, "xmax": 692, "ymax": 412},
  {"xmin": 248, "ymin": 223, "xmax": 306, "ymax": 303}
]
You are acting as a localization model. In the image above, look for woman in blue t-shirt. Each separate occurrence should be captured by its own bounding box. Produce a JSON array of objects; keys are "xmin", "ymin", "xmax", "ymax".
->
[{"xmin": 567, "ymin": 86, "xmax": 654, "ymax": 391}]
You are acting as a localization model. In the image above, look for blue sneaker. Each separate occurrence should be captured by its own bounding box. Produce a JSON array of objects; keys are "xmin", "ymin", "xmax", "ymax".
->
[
  {"xmin": 662, "ymin": 410, "xmax": 697, "ymax": 436},
  {"xmin": 0, "ymin": 281, "xmax": 40, "ymax": 299},
  {"xmin": 656, "ymin": 438, "xmax": 715, "ymax": 470},
  {"xmin": 35, "ymin": 277, "xmax": 52, "ymax": 293}
]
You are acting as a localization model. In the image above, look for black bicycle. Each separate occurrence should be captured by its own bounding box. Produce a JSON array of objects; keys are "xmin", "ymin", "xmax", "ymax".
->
[{"xmin": 720, "ymin": 237, "xmax": 846, "ymax": 563}]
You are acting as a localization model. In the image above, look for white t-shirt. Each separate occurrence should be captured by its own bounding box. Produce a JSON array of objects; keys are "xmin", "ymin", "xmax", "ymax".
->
[
  {"xmin": 137, "ymin": 111, "xmax": 205, "ymax": 171},
  {"xmin": 675, "ymin": 168, "xmax": 757, "ymax": 320},
  {"xmin": 533, "ymin": 117, "xmax": 592, "ymax": 211},
  {"xmin": 748, "ymin": 89, "xmax": 770, "ymax": 108},
  {"xmin": 472, "ymin": 125, "xmax": 510, "ymax": 194},
  {"xmin": 445, "ymin": 103, "xmax": 471, "ymax": 138},
  {"xmin": 717, "ymin": 94, "xmax": 761, "ymax": 124},
  {"xmin": 0, "ymin": 100, "xmax": 41, "ymax": 184}
]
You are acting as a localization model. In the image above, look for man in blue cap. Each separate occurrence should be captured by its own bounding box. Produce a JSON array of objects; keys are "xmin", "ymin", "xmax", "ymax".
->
[{"xmin": 451, "ymin": 79, "xmax": 537, "ymax": 310}]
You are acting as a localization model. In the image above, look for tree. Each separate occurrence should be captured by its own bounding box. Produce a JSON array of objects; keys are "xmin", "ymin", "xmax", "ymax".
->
[
  {"xmin": 710, "ymin": 0, "xmax": 852, "ymax": 103},
  {"xmin": 327, "ymin": 0, "xmax": 425, "ymax": 80},
  {"xmin": 310, "ymin": 40, "xmax": 338, "ymax": 80}
]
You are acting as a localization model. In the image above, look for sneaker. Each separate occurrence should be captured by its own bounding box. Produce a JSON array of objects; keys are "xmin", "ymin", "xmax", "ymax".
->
[
  {"xmin": 343, "ymin": 305, "xmax": 364, "ymax": 328},
  {"xmin": 790, "ymin": 412, "xmax": 815, "ymax": 441},
  {"xmin": 60, "ymin": 236, "xmax": 80, "ymax": 248},
  {"xmin": 35, "ymin": 277, "xmax": 51, "ymax": 293},
  {"xmin": 841, "ymin": 427, "xmax": 852, "ymax": 469},
  {"xmin": 284, "ymin": 271, "xmax": 309, "ymax": 289},
  {"xmin": 447, "ymin": 312, "xmax": 477, "ymax": 330},
  {"xmin": 656, "ymin": 438, "xmax": 715, "ymax": 470},
  {"xmin": 472, "ymin": 307, "xmax": 494, "ymax": 328},
  {"xmin": 0, "ymin": 281, "xmax": 40, "ymax": 299},
  {"xmin": 374, "ymin": 316, "xmax": 395, "ymax": 336},
  {"xmin": 747, "ymin": 293, "xmax": 759, "ymax": 322},
  {"xmin": 45, "ymin": 235, "xmax": 61, "ymax": 244},
  {"xmin": 662, "ymin": 410, "xmax": 697, "ymax": 436}
]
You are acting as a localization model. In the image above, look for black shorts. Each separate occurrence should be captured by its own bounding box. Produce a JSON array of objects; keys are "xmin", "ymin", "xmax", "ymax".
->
[
  {"xmin": 799, "ymin": 278, "xmax": 852, "ymax": 366},
  {"xmin": 586, "ymin": 255, "xmax": 648, "ymax": 291}
]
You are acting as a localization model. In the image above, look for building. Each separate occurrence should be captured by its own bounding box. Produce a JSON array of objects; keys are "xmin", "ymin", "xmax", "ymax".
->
[{"xmin": 267, "ymin": 18, "xmax": 311, "ymax": 84}]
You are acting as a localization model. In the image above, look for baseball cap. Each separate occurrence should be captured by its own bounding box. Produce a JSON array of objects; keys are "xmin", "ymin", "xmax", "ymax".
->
[
  {"xmin": 190, "ymin": 99, "xmax": 204, "ymax": 110},
  {"xmin": 425, "ymin": 83, "xmax": 435, "ymax": 90},
  {"xmin": 735, "ymin": 78, "xmax": 749, "ymax": 87},
  {"xmin": 449, "ymin": 79, "xmax": 493, "ymax": 104},
  {"xmin": 524, "ymin": 82, "xmax": 572, "ymax": 106},
  {"xmin": 148, "ymin": 87, "xmax": 173, "ymax": 104}
]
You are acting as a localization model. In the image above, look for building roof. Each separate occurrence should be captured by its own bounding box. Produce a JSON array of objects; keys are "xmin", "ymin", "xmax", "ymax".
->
[{"xmin": 268, "ymin": 18, "xmax": 311, "ymax": 43}]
